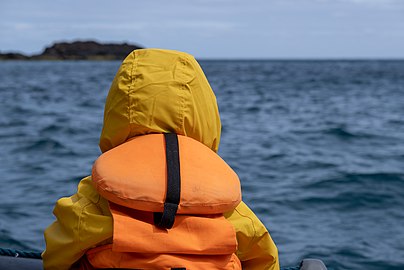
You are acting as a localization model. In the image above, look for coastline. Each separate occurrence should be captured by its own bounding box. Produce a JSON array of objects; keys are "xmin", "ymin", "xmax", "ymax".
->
[{"xmin": 0, "ymin": 40, "xmax": 143, "ymax": 61}]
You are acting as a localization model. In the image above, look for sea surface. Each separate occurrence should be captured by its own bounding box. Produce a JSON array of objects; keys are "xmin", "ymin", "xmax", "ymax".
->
[{"xmin": 1, "ymin": 60, "xmax": 403, "ymax": 269}]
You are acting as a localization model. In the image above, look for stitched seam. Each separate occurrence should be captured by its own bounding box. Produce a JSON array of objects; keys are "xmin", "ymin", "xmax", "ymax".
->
[
  {"xmin": 90, "ymin": 176, "xmax": 101, "ymax": 205},
  {"xmin": 128, "ymin": 51, "xmax": 139, "ymax": 126},
  {"xmin": 234, "ymin": 206, "xmax": 257, "ymax": 256},
  {"xmin": 96, "ymin": 182, "xmax": 239, "ymax": 208},
  {"xmin": 177, "ymin": 57, "xmax": 186, "ymax": 133},
  {"xmin": 77, "ymin": 200, "xmax": 94, "ymax": 252}
]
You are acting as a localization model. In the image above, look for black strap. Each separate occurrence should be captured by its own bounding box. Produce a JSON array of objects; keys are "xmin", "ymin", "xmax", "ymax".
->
[{"xmin": 154, "ymin": 133, "xmax": 181, "ymax": 229}]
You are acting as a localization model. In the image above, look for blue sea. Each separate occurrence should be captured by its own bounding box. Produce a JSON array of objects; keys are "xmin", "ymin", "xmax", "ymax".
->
[{"xmin": 1, "ymin": 60, "xmax": 403, "ymax": 269}]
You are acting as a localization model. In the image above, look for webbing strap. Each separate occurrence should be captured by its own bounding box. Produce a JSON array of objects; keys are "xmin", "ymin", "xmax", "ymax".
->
[{"xmin": 154, "ymin": 133, "xmax": 181, "ymax": 229}]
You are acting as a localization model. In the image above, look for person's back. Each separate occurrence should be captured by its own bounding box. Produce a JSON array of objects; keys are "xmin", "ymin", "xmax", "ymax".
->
[{"xmin": 42, "ymin": 49, "xmax": 279, "ymax": 270}]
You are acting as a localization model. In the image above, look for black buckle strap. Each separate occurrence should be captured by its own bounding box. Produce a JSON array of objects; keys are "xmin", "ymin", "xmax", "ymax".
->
[{"xmin": 154, "ymin": 133, "xmax": 181, "ymax": 229}]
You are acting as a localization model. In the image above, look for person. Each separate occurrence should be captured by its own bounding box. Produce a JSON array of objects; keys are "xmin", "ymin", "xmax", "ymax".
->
[{"xmin": 42, "ymin": 48, "xmax": 279, "ymax": 270}]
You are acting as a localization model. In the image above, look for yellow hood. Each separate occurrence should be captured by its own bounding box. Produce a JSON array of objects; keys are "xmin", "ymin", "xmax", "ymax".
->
[{"xmin": 99, "ymin": 49, "xmax": 221, "ymax": 153}]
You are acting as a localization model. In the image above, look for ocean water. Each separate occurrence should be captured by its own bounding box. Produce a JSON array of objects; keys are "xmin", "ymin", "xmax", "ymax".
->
[{"xmin": 1, "ymin": 60, "xmax": 404, "ymax": 269}]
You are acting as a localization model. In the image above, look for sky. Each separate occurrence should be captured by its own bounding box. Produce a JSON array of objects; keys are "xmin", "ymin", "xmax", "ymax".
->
[{"xmin": 1, "ymin": 0, "xmax": 404, "ymax": 59}]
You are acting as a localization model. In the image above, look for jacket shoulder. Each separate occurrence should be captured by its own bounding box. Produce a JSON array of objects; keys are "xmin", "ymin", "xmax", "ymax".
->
[{"xmin": 224, "ymin": 201, "xmax": 277, "ymax": 261}]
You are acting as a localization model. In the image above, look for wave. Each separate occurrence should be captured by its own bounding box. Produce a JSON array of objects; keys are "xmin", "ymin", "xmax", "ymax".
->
[
  {"xmin": 325, "ymin": 126, "xmax": 357, "ymax": 138},
  {"xmin": 0, "ymin": 229, "xmax": 33, "ymax": 250},
  {"xmin": 304, "ymin": 172, "xmax": 404, "ymax": 189},
  {"xmin": 14, "ymin": 138, "xmax": 77, "ymax": 156}
]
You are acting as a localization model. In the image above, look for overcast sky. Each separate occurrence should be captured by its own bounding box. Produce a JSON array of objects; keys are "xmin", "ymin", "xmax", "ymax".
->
[{"xmin": 1, "ymin": 0, "xmax": 403, "ymax": 59}]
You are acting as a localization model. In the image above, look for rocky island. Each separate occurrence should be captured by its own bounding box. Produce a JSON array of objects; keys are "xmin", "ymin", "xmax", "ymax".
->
[{"xmin": 0, "ymin": 41, "xmax": 143, "ymax": 60}]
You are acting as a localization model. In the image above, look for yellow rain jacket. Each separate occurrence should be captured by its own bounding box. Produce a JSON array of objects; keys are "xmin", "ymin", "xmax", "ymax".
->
[{"xmin": 43, "ymin": 49, "xmax": 279, "ymax": 270}]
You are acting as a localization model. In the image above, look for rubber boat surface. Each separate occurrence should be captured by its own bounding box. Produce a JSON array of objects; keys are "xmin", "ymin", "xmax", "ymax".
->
[{"xmin": 0, "ymin": 247, "xmax": 327, "ymax": 270}]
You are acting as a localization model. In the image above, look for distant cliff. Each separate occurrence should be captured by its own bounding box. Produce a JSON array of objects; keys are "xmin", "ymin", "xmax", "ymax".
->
[{"xmin": 0, "ymin": 41, "xmax": 143, "ymax": 60}]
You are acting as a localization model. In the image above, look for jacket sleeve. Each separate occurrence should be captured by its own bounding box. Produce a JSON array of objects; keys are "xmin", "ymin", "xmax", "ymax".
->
[
  {"xmin": 42, "ymin": 176, "xmax": 113, "ymax": 270},
  {"xmin": 225, "ymin": 201, "xmax": 280, "ymax": 270}
]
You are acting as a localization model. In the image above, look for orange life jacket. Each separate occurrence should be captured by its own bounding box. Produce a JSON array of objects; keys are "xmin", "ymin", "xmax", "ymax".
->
[{"xmin": 84, "ymin": 133, "xmax": 242, "ymax": 270}]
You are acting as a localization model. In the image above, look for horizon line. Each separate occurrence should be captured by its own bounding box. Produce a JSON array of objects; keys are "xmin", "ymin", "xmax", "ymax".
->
[{"xmin": 1, "ymin": 58, "xmax": 404, "ymax": 62}]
